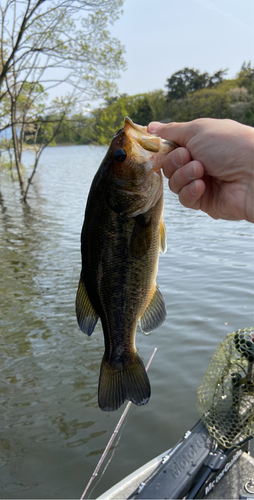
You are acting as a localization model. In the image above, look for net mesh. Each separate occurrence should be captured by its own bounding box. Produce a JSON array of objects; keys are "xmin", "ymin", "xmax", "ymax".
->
[{"xmin": 196, "ymin": 327, "xmax": 254, "ymax": 448}]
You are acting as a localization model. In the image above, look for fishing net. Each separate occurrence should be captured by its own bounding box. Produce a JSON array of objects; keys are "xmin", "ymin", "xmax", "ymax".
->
[{"xmin": 196, "ymin": 327, "xmax": 254, "ymax": 448}]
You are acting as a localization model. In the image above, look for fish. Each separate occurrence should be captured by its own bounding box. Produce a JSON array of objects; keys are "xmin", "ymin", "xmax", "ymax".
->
[{"xmin": 76, "ymin": 117, "xmax": 177, "ymax": 411}]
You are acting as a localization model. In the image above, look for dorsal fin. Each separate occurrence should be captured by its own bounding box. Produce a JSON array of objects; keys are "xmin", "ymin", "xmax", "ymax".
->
[
  {"xmin": 139, "ymin": 284, "xmax": 166, "ymax": 334},
  {"xmin": 75, "ymin": 276, "xmax": 99, "ymax": 336}
]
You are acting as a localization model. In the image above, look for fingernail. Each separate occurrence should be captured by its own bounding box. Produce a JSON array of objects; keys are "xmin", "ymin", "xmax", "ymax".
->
[
  {"xmin": 172, "ymin": 150, "xmax": 183, "ymax": 168},
  {"xmin": 148, "ymin": 121, "xmax": 161, "ymax": 134},
  {"xmin": 190, "ymin": 181, "xmax": 197, "ymax": 195},
  {"xmin": 185, "ymin": 163, "xmax": 196, "ymax": 180}
]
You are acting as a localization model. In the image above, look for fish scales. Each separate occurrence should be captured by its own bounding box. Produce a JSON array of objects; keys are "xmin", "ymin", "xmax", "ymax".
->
[{"xmin": 76, "ymin": 117, "xmax": 177, "ymax": 411}]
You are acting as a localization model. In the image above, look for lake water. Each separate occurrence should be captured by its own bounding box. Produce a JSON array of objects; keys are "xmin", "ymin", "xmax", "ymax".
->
[{"xmin": 0, "ymin": 145, "xmax": 253, "ymax": 499}]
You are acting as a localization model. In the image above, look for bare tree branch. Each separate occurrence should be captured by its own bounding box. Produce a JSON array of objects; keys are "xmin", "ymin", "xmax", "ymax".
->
[{"xmin": 0, "ymin": 0, "xmax": 125, "ymax": 201}]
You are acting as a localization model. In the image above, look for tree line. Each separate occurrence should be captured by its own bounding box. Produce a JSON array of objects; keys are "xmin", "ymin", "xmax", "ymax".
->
[{"xmin": 49, "ymin": 62, "xmax": 254, "ymax": 146}]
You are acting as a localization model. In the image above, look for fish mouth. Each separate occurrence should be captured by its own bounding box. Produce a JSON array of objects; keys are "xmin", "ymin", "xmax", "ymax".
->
[
  {"xmin": 113, "ymin": 117, "xmax": 175, "ymax": 218},
  {"xmin": 124, "ymin": 116, "xmax": 178, "ymax": 169}
]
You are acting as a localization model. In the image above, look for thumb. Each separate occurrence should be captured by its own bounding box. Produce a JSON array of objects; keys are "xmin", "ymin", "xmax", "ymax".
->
[
  {"xmin": 147, "ymin": 121, "xmax": 163, "ymax": 134},
  {"xmin": 148, "ymin": 121, "xmax": 191, "ymax": 148}
]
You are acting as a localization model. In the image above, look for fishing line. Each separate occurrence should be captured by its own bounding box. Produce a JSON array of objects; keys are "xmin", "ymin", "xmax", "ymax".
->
[
  {"xmin": 88, "ymin": 426, "xmax": 125, "ymax": 498},
  {"xmin": 80, "ymin": 347, "xmax": 157, "ymax": 500},
  {"xmin": 89, "ymin": 416, "xmax": 130, "ymax": 498}
]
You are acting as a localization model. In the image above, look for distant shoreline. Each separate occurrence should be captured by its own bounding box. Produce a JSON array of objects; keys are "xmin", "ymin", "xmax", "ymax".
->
[{"xmin": 23, "ymin": 141, "xmax": 102, "ymax": 150}]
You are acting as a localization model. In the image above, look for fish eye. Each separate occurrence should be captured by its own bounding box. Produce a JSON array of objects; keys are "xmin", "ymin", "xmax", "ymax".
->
[{"xmin": 114, "ymin": 148, "xmax": 127, "ymax": 162}]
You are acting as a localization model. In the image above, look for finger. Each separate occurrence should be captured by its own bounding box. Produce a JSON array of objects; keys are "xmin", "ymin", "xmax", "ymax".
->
[
  {"xmin": 163, "ymin": 147, "xmax": 192, "ymax": 179},
  {"xmin": 169, "ymin": 160, "xmax": 204, "ymax": 195},
  {"xmin": 148, "ymin": 121, "xmax": 195, "ymax": 147},
  {"xmin": 178, "ymin": 179, "xmax": 206, "ymax": 210}
]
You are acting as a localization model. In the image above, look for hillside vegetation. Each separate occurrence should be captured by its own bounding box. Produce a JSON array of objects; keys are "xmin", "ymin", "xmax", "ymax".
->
[{"xmin": 52, "ymin": 62, "xmax": 254, "ymax": 145}]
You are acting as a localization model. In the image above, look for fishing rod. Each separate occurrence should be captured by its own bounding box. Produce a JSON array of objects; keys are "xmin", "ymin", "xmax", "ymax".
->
[{"xmin": 80, "ymin": 347, "xmax": 157, "ymax": 500}]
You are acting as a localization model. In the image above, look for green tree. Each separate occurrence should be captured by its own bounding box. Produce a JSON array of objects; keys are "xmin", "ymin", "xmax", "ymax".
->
[
  {"xmin": 169, "ymin": 86, "xmax": 230, "ymax": 122},
  {"xmin": 163, "ymin": 64, "xmax": 254, "ymax": 124},
  {"xmin": 208, "ymin": 70, "xmax": 228, "ymax": 88},
  {"xmin": 145, "ymin": 90, "xmax": 169, "ymax": 122},
  {"xmin": 86, "ymin": 93, "xmax": 156, "ymax": 144},
  {"xmin": 166, "ymin": 67, "xmax": 227, "ymax": 101},
  {"xmin": 131, "ymin": 96, "xmax": 153, "ymax": 125},
  {"xmin": 90, "ymin": 94, "xmax": 129, "ymax": 144},
  {"xmin": 237, "ymin": 61, "xmax": 254, "ymax": 93}
]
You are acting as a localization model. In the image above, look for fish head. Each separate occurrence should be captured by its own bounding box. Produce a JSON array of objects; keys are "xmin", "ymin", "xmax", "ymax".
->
[{"xmin": 105, "ymin": 117, "xmax": 178, "ymax": 217}]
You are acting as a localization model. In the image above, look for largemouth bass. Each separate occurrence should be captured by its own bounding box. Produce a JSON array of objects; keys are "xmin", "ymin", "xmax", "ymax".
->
[{"xmin": 76, "ymin": 117, "xmax": 177, "ymax": 411}]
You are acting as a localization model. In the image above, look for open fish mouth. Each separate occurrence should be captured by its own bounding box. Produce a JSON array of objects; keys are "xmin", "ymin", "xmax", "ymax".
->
[{"xmin": 124, "ymin": 116, "xmax": 178, "ymax": 162}]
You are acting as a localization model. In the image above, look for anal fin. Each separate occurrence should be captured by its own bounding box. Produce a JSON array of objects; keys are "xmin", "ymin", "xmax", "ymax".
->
[
  {"xmin": 75, "ymin": 276, "xmax": 99, "ymax": 336},
  {"xmin": 139, "ymin": 284, "xmax": 166, "ymax": 334}
]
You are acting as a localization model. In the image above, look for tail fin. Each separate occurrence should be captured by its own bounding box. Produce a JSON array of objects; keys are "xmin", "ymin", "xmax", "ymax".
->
[{"xmin": 98, "ymin": 353, "xmax": 151, "ymax": 412}]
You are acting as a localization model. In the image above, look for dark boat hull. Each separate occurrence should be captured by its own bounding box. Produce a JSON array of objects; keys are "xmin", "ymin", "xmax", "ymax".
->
[{"xmin": 98, "ymin": 420, "xmax": 252, "ymax": 499}]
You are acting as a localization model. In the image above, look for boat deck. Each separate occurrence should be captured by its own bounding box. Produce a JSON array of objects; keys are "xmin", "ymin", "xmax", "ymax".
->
[
  {"xmin": 97, "ymin": 451, "xmax": 254, "ymax": 499},
  {"xmin": 206, "ymin": 452, "xmax": 254, "ymax": 499}
]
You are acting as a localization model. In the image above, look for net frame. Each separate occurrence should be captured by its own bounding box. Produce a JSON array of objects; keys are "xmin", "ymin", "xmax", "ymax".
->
[{"xmin": 196, "ymin": 327, "xmax": 254, "ymax": 448}]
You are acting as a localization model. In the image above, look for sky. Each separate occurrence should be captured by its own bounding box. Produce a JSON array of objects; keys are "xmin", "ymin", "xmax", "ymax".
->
[{"xmin": 108, "ymin": 0, "xmax": 254, "ymax": 97}]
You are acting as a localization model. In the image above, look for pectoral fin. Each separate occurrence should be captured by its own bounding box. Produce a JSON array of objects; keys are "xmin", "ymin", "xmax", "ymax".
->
[
  {"xmin": 159, "ymin": 218, "xmax": 167, "ymax": 254},
  {"xmin": 75, "ymin": 276, "xmax": 99, "ymax": 336},
  {"xmin": 139, "ymin": 284, "xmax": 166, "ymax": 334}
]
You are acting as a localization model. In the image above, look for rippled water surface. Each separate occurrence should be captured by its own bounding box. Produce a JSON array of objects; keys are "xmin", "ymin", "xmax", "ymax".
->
[{"xmin": 0, "ymin": 145, "xmax": 253, "ymax": 498}]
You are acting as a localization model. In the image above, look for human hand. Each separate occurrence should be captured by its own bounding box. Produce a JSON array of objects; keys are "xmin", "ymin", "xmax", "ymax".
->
[{"xmin": 148, "ymin": 118, "xmax": 254, "ymax": 223}]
